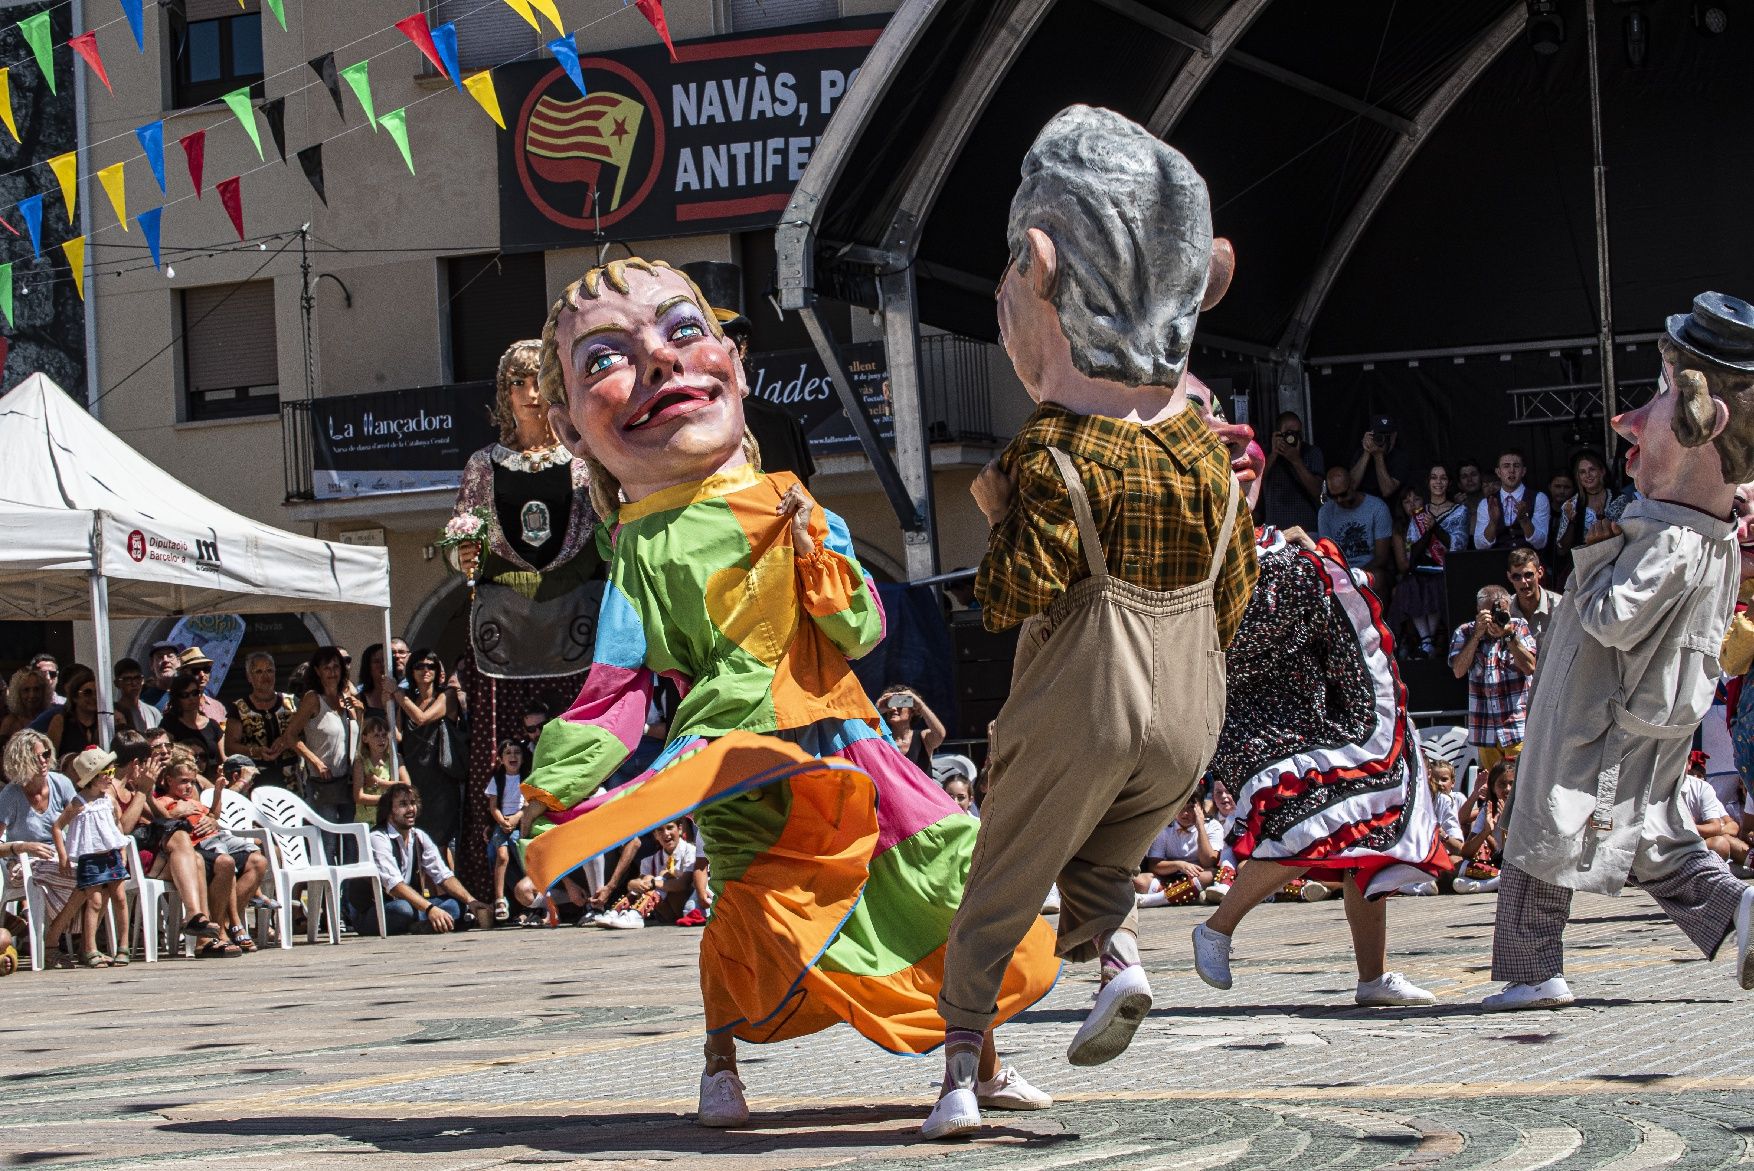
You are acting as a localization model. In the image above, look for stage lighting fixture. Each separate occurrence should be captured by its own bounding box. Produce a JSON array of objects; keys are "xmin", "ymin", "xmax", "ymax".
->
[
  {"xmin": 1527, "ymin": 0, "xmax": 1566, "ymax": 53},
  {"xmin": 1624, "ymin": 8, "xmax": 1649, "ymax": 64},
  {"xmin": 1695, "ymin": 1, "xmax": 1728, "ymax": 34}
]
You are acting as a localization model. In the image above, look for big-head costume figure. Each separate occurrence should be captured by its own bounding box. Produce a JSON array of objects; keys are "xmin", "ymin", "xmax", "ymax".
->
[
  {"xmin": 926, "ymin": 106, "xmax": 1258, "ymax": 1139},
  {"xmin": 1487, "ymin": 292, "xmax": 1754, "ymax": 1011}
]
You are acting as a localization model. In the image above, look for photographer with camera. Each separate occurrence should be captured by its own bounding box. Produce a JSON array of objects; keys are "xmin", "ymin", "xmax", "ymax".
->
[
  {"xmin": 1349, "ymin": 414, "xmax": 1417, "ymax": 505},
  {"xmin": 877, "ymin": 684, "xmax": 947, "ymax": 772},
  {"xmin": 1448, "ymin": 584, "xmax": 1538, "ymax": 772},
  {"xmin": 1259, "ymin": 410, "xmax": 1326, "ymax": 530}
]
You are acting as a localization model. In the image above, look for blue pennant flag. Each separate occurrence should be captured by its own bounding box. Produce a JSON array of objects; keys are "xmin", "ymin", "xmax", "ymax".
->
[
  {"xmin": 137, "ymin": 206, "xmax": 163, "ymax": 270},
  {"xmin": 135, "ymin": 120, "xmax": 166, "ymax": 193},
  {"xmin": 120, "ymin": 0, "xmax": 145, "ymax": 51},
  {"xmin": 431, "ymin": 22, "xmax": 462, "ymax": 90},
  {"xmin": 18, "ymin": 193, "xmax": 42, "ymax": 259},
  {"xmin": 547, "ymin": 34, "xmax": 586, "ymax": 99}
]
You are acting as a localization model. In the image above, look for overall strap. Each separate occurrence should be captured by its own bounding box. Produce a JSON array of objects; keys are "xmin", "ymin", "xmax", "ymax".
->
[
  {"xmin": 1205, "ymin": 473, "xmax": 1242, "ymax": 588},
  {"xmin": 1045, "ymin": 447, "xmax": 1108, "ymax": 580}
]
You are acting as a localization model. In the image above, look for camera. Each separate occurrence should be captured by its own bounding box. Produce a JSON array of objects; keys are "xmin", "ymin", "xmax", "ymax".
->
[
  {"xmin": 1490, "ymin": 603, "xmax": 1511, "ymax": 627},
  {"xmin": 1370, "ymin": 414, "xmax": 1394, "ymax": 445}
]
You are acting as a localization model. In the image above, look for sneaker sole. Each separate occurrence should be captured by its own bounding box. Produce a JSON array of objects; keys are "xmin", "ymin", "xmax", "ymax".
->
[
  {"xmin": 1481, "ymin": 995, "xmax": 1574, "ymax": 1013},
  {"xmin": 1356, "ymin": 994, "xmax": 1438, "ymax": 1007},
  {"xmin": 697, "ymin": 1111, "xmax": 749, "ymax": 1128},
  {"xmin": 977, "ymin": 1093, "xmax": 1053, "ymax": 1111},
  {"xmin": 1066, "ymin": 987, "xmax": 1152, "ymax": 1067},
  {"xmin": 922, "ymin": 1091, "xmax": 982, "ymax": 1140}
]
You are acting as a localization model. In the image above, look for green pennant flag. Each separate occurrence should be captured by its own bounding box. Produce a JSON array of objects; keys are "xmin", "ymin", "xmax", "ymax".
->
[
  {"xmin": 0, "ymin": 261, "xmax": 12, "ymax": 328},
  {"xmin": 221, "ymin": 87, "xmax": 264, "ymax": 159},
  {"xmin": 19, "ymin": 11, "xmax": 54, "ymax": 94},
  {"xmin": 381, "ymin": 106, "xmax": 415, "ymax": 174},
  {"xmin": 339, "ymin": 60, "xmax": 377, "ymax": 130},
  {"xmin": 264, "ymin": 0, "xmax": 287, "ymax": 31}
]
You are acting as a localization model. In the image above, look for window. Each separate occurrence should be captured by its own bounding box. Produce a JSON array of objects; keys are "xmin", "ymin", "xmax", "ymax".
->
[
  {"xmin": 729, "ymin": 0, "xmax": 839, "ymax": 31},
  {"xmin": 169, "ymin": 0, "xmax": 264, "ymax": 108},
  {"xmin": 446, "ymin": 254, "xmax": 548, "ymax": 383},
  {"xmin": 430, "ymin": 0, "xmax": 538, "ymax": 72},
  {"xmin": 182, "ymin": 281, "xmax": 279, "ymax": 421}
]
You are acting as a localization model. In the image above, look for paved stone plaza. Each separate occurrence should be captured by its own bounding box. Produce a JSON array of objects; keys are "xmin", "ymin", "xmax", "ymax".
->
[{"xmin": 5, "ymin": 889, "xmax": 1754, "ymax": 1169}]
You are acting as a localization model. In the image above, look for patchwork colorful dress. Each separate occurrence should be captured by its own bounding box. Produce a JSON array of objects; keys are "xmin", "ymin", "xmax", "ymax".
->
[
  {"xmin": 1209, "ymin": 528, "xmax": 1449, "ymax": 895},
  {"xmin": 522, "ymin": 463, "xmax": 1058, "ymax": 1052}
]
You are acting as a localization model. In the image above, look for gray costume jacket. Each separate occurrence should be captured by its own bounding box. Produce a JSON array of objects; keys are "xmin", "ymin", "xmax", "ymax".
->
[{"xmin": 1503, "ymin": 498, "xmax": 1737, "ymax": 894}]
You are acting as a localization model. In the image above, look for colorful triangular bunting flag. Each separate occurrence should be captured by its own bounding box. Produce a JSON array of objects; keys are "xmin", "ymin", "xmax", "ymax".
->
[
  {"xmin": 62, "ymin": 235, "xmax": 86, "ymax": 300},
  {"xmin": 0, "ymin": 69, "xmax": 16, "ymax": 144},
  {"xmin": 463, "ymin": 70, "xmax": 505, "ymax": 129},
  {"xmin": 263, "ymin": 0, "xmax": 286, "ymax": 32},
  {"xmin": 297, "ymin": 144, "xmax": 327, "ymax": 206},
  {"xmin": 501, "ymin": 0, "xmax": 540, "ymax": 31},
  {"xmin": 339, "ymin": 60, "xmax": 377, "ymax": 130},
  {"xmin": 136, "ymin": 120, "xmax": 166, "ymax": 192},
  {"xmin": 48, "ymin": 151, "xmax": 78, "ymax": 223},
  {"xmin": 263, "ymin": 96, "xmax": 287, "ymax": 162},
  {"xmin": 221, "ymin": 87, "xmax": 264, "ymax": 159},
  {"xmin": 380, "ymin": 107, "xmax": 415, "ymax": 175},
  {"xmin": 180, "ymin": 129, "xmax": 206, "ymax": 198},
  {"xmin": 97, "ymin": 161, "xmax": 127, "ymax": 229},
  {"xmin": 394, "ymin": 13, "xmax": 447, "ymax": 76},
  {"xmin": 216, "ymin": 175, "xmax": 244, "ymax": 240},
  {"xmin": 19, "ymin": 11, "xmax": 54, "ymax": 94},
  {"xmin": 431, "ymin": 22, "xmax": 461, "ymax": 90},
  {"xmin": 0, "ymin": 262, "xmax": 12, "ymax": 327},
  {"xmin": 137, "ymin": 206, "xmax": 163, "ymax": 270},
  {"xmin": 18, "ymin": 194, "xmax": 42, "ymax": 259},
  {"xmin": 120, "ymin": 0, "xmax": 146, "ymax": 51},
  {"xmin": 635, "ymin": 0, "xmax": 678, "ymax": 61},
  {"xmin": 547, "ymin": 34, "xmax": 586, "ymax": 99},
  {"xmin": 527, "ymin": 0, "xmax": 564, "ymax": 34},
  {"xmin": 68, "ymin": 32, "xmax": 111, "ymax": 92},
  {"xmin": 309, "ymin": 53, "xmax": 345, "ymax": 119}
]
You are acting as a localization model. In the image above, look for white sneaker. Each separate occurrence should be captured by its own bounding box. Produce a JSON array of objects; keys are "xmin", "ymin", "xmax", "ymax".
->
[
  {"xmin": 1355, "ymin": 971, "xmax": 1437, "ymax": 1007},
  {"xmin": 697, "ymin": 1069, "xmax": 749, "ymax": 1127},
  {"xmin": 1137, "ymin": 888, "xmax": 1170, "ymax": 908},
  {"xmin": 1396, "ymin": 881, "xmax": 1438, "ymax": 897},
  {"xmin": 922, "ymin": 1087, "xmax": 981, "ymax": 1139},
  {"xmin": 1041, "ymin": 885, "xmax": 1062, "ymax": 914},
  {"xmin": 974, "ymin": 1065, "xmax": 1052, "ymax": 1110},
  {"xmin": 1734, "ymin": 885, "xmax": 1754, "ymax": 990},
  {"xmin": 1201, "ymin": 882, "xmax": 1230, "ymax": 905},
  {"xmin": 1299, "ymin": 882, "xmax": 1332, "ymax": 902},
  {"xmin": 599, "ymin": 909, "xmax": 645, "ymax": 930},
  {"xmin": 1452, "ymin": 877, "xmax": 1481, "ymax": 895},
  {"xmin": 1191, "ymin": 923, "xmax": 1233, "ymax": 990},
  {"xmin": 1481, "ymin": 977, "xmax": 1575, "ymax": 1012},
  {"xmin": 1066, "ymin": 964, "xmax": 1152, "ymax": 1066}
]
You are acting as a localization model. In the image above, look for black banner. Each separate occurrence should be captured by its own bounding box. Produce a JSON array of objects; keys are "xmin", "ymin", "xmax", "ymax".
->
[
  {"xmin": 745, "ymin": 341, "xmax": 891, "ymax": 455},
  {"xmin": 497, "ymin": 17, "xmax": 883, "ymax": 249},
  {"xmin": 310, "ymin": 384, "xmax": 496, "ymax": 500}
]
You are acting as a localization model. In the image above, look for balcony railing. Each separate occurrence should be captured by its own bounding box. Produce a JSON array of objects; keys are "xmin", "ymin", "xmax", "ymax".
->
[{"xmin": 919, "ymin": 333, "xmax": 994, "ymax": 444}]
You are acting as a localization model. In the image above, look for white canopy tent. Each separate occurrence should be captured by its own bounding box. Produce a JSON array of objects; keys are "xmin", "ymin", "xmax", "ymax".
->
[{"xmin": 0, "ymin": 374, "xmax": 393, "ymax": 746}]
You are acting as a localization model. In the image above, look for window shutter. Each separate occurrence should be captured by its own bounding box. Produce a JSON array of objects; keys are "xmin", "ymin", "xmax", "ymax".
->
[
  {"xmin": 430, "ymin": 0, "xmax": 537, "ymax": 71},
  {"xmin": 729, "ymin": 0, "xmax": 839, "ymax": 31},
  {"xmin": 184, "ymin": 282, "xmax": 277, "ymax": 391}
]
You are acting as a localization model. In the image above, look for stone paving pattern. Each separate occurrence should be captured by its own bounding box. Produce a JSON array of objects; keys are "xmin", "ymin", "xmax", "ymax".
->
[{"xmin": 5, "ymin": 889, "xmax": 1754, "ymax": 1168}]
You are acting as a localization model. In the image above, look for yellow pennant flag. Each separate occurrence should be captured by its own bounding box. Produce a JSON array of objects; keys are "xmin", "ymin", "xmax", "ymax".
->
[
  {"xmin": 501, "ymin": 0, "xmax": 540, "ymax": 31},
  {"xmin": 62, "ymin": 235, "xmax": 86, "ymax": 300},
  {"xmin": 97, "ymin": 162, "xmax": 128, "ymax": 229},
  {"xmin": 527, "ymin": 0, "xmax": 564, "ymax": 33},
  {"xmin": 0, "ymin": 69, "xmax": 17, "ymax": 144},
  {"xmin": 49, "ymin": 150, "xmax": 78, "ymax": 222},
  {"xmin": 463, "ymin": 70, "xmax": 506, "ymax": 129}
]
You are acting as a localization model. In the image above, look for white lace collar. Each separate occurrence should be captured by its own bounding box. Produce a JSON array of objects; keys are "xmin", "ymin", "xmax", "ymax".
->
[{"xmin": 490, "ymin": 443, "xmax": 572, "ymax": 473}]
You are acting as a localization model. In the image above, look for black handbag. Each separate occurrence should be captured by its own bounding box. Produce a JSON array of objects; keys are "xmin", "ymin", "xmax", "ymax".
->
[{"xmin": 435, "ymin": 717, "xmax": 468, "ymax": 781}]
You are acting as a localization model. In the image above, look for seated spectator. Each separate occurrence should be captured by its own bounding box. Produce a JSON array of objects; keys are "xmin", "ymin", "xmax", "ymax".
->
[
  {"xmin": 155, "ymin": 759, "xmax": 267, "ymax": 954},
  {"xmin": 1507, "ymin": 548, "xmax": 1561, "ymax": 648},
  {"xmin": 353, "ymin": 716, "xmax": 406, "ymax": 827},
  {"xmin": 1556, "ymin": 449, "xmax": 1617, "ymax": 555},
  {"xmin": 140, "ymin": 641, "xmax": 181, "ymax": 708},
  {"xmin": 1448, "ymin": 585, "xmax": 1537, "ymax": 771},
  {"xmin": 171, "ymin": 647, "xmax": 230, "ymax": 726},
  {"xmin": 1349, "ymin": 415, "xmax": 1417, "ymax": 505},
  {"xmin": 1259, "ymin": 410, "xmax": 1326, "ymax": 530},
  {"xmin": 599, "ymin": 818, "xmax": 710, "ymax": 929},
  {"xmin": 0, "ymin": 667, "xmax": 51, "ymax": 741},
  {"xmin": 1397, "ymin": 758, "xmax": 1466, "ymax": 895},
  {"xmin": 876, "ymin": 685, "xmax": 947, "ymax": 771},
  {"xmin": 1474, "ymin": 448, "xmax": 1551, "ymax": 551},
  {"xmin": 30, "ymin": 655, "xmax": 62, "ymax": 713},
  {"xmin": 357, "ymin": 783, "xmax": 492, "ymax": 936},
  {"xmin": 0, "ymin": 730, "xmax": 80, "ymax": 966},
  {"xmin": 224, "ymin": 652, "xmax": 302, "ymax": 788},
  {"xmin": 942, "ymin": 777, "xmax": 975, "ymax": 815},
  {"xmin": 1316, "ymin": 465, "xmax": 1392, "ymax": 588},
  {"xmin": 52, "ymin": 747, "xmax": 132, "ymax": 968},
  {"xmin": 521, "ymin": 702, "xmax": 552, "ymax": 755},
  {"xmin": 219, "ymin": 755, "xmax": 260, "ymax": 794},
  {"xmin": 111, "ymin": 658, "xmax": 161, "ymax": 736},
  {"xmin": 1455, "ymin": 757, "xmax": 1516, "ymax": 893},
  {"xmin": 160, "ymin": 670, "xmax": 225, "ymax": 780},
  {"xmin": 484, "ymin": 738, "xmax": 527, "ymax": 922},
  {"xmin": 1682, "ymin": 750, "xmax": 1747, "ymax": 866},
  {"xmin": 1137, "ymin": 798, "xmax": 1222, "ymax": 906},
  {"xmin": 43, "ymin": 665, "xmax": 102, "ymax": 760}
]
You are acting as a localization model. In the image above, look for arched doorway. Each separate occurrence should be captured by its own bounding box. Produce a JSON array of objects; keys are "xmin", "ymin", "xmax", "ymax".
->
[
  {"xmin": 403, "ymin": 576, "xmax": 472, "ymax": 675},
  {"xmin": 125, "ymin": 613, "xmax": 330, "ymax": 702}
]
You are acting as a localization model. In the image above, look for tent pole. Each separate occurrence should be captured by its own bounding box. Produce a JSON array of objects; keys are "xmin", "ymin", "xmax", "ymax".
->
[
  {"xmin": 1585, "ymin": 0, "xmax": 1618, "ymax": 457},
  {"xmin": 88, "ymin": 570, "xmax": 115, "ymax": 746},
  {"xmin": 382, "ymin": 607, "xmax": 400, "ymax": 780}
]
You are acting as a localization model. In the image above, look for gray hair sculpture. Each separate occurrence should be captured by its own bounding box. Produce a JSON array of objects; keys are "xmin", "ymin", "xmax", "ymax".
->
[{"xmin": 1007, "ymin": 105, "xmax": 1213, "ymax": 388}]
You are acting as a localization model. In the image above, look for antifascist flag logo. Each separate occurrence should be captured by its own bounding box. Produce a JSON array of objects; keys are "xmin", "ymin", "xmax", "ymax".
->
[{"xmin": 525, "ymin": 91, "xmax": 646, "ymax": 213}]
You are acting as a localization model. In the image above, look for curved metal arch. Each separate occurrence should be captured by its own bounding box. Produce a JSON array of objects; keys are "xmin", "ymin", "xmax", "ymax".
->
[
  {"xmin": 1145, "ymin": 0, "xmax": 1276, "ymax": 139},
  {"xmin": 1279, "ymin": 3, "xmax": 1526, "ymax": 359}
]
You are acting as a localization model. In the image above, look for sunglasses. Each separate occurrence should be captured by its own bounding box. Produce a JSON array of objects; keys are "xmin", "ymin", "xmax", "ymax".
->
[
  {"xmin": 413, "ymin": 662, "xmax": 438, "ymax": 671},
  {"xmin": 41, "ymin": 670, "xmax": 57, "ymax": 679},
  {"xmin": 35, "ymin": 748, "xmax": 52, "ymax": 761},
  {"xmin": 76, "ymin": 687, "xmax": 96, "ymax": 698},
  {"xmin": 523, "ymin": 724, "xmax": 545, "ymax": 735}
]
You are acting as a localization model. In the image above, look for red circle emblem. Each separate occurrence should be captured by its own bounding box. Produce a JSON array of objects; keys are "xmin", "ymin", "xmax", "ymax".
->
[
  {"xmin": 127, "ymin": 530, "xmax": 146, "ymax": 563},
  {"xmin": 514, "ymin": 59, "xmax": 665, "ymax": 232}
]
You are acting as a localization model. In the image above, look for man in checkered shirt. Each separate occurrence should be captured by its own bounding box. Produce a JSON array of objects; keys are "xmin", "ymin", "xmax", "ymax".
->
[{"xmin": 1448, "ymin": 584, "xmax": 1537, "ymax": 771}]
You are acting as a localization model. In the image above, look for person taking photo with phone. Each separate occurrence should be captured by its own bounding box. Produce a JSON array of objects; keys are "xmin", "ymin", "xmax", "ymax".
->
[{"xmin": 1448, "ymin": 584, "xmax": 1538, "ymax": 771}]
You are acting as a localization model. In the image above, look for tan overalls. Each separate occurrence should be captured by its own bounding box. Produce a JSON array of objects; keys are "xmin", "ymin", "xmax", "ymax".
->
[{"xmin": 939, "ymin": 447, "xmax": 1241, "ymax": 1033}]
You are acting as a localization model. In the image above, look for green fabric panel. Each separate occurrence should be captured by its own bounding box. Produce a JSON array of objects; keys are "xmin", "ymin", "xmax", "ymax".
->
[
  {"xmin": 818, "ymin": 816, "xmax": 977, "ymax": 977},
  {"xmin": 695, "ymin": 778, "xmax": 792, "ymax": 893},
  {"xmin": 525, "ymin": 717, "xmax": 628, "ymax": 810}
]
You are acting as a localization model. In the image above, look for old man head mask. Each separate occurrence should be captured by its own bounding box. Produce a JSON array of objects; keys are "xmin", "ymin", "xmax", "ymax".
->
[{"xmin": 1661, "ymin": 292, "xmax": 1754, "ymax": 484}]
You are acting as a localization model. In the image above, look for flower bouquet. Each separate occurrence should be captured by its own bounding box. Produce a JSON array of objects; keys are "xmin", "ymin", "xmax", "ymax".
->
[{"xmin": 437, "ymin": 506, "xmax": 493, "ymax": 590}]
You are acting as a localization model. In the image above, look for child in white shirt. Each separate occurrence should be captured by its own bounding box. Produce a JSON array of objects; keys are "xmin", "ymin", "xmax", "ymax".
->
[
  {"xmin": 616, "ymin": 819, "xmax": 711, "ymax": 925},
  {"xmin": 52, "ymin": 748, "xmax": 133, "ymax": 968},
  {"xmin": 483, "ymin": 739, "xmax": 528, "ymax": 922}
]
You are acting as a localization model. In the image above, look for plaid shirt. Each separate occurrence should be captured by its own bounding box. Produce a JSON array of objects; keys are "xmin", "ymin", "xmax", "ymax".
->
[
  {"xmin": 1448, "ymin": 618, "xmax": 1536, "ymax": 749},
  {"xmin": 974, "ymin": 402, "xmax": 1257, "ymax": 644}
]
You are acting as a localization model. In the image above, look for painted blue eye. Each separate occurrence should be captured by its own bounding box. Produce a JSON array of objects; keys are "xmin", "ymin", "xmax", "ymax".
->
[
  {"xmin": 672, "ymin": 321, "xmax": 705, "ymax": 340},
  {"xmin": 586, "ymin": 350, "xmax": 625, "ymax": 375}
]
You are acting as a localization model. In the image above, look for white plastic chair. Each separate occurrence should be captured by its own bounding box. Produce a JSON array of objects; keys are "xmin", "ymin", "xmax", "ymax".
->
[
  {"xmin": 123, "ymin": 836, "xmax": 191, "ymax": 963},
  {"xmin": 1, "ymin": 847, "xmax": 52, "ymax": 971},
  {"xmin": 213, "ymin": 787, "xmax": 279, "ymax": 945},
  {"xmin": 930, "ymin": 753, "xmax": 978, "ymax": 785},
  {"xmin": 1417, "ymin": 725, "xmax": 1479, "ymax": 793},
  {"xmin": 249, "ymin": 785, "xmax": 386, "ymax": 945}
]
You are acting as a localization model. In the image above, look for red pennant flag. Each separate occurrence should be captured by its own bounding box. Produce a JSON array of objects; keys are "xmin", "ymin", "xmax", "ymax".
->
[
  {"xmin": 217, "ymin": 175, "xmax": 244, "ymax": 240},
  {"xmin": 394, "ymin": 13, "xmax": 447, "ymax": 76},
  {"xmin": 179, "ymin": 129, "xmax": 206, "ymax": 198},
  {"xmin": 68, "ymin": 32, "xmax": 112, "ymax": 92},
  {"xmin": 634, "ymin": 0, "xmax": 677, "ymax": 61}
]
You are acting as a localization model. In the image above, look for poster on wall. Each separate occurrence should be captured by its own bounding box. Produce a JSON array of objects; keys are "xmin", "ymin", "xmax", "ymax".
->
[
  {"xmin": 165, "ymin": 614, "xmax": 247, "ymax": 697},
  {"xmin": 497, "ymin": 17, "xmax": 884, "ymax": 249},
  {"xmin": 309, "ymin": 384, "xmax": 497, "ymax": 500},
  {"xmin": 745, "ymin": 340, "xmax": 891, "ymax": 455}
]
